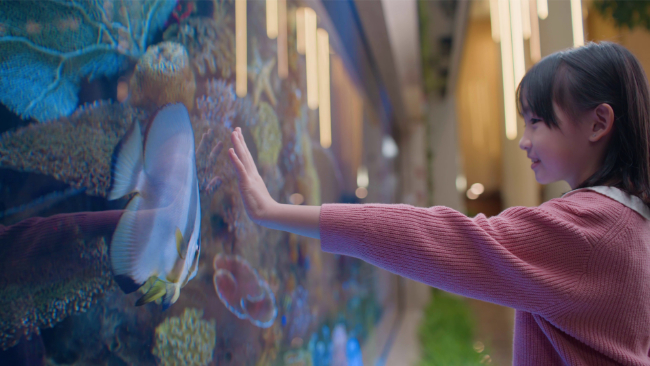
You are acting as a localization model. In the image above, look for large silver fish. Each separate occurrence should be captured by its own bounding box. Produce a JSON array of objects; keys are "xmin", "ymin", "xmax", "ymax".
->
[{"xmin": 108, "ymin": 103, "xmax": 201, "ymax": 310}]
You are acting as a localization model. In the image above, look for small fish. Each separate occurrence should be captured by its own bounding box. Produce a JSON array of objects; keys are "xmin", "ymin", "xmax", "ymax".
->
[{"xmin": 108, "ymin": 103, "xmax": 201, "ymax": 310}]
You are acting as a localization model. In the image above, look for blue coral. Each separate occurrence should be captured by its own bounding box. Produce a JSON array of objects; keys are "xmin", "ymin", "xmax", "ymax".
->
[{"xmin": 0, "ymin": 0, "xmax": 176, "ymax": 122}]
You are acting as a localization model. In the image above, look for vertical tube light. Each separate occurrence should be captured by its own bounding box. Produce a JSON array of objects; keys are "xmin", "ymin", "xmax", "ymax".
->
[
  {"xmin": 571, "ymin": 0, "xmax": 584, "ymax": 47},
  {"xmin": 499, "ymin": 0, "xmax": 517, "ymax": 140},
  {"xmin": 278, "ymin": 0, "xmax": 288, "ymax": 78},
  {"xmin": 489, "ymin": 0, "xmax": 500, "ymax": 42},
  {"xmin": 317, "ymin": 28, "xmax": 331, "ymax": 148},
  {"xmin": 296, "ymin": 8, "xmax": 306, "ymax": 55},
  {"xmin": 537, "ymin": 0, "xmax": 548, "ymax": 20},
  {"xmin": 236, "ymin": 0, "xmax": 247, "ymax": 97},
  {"xmin": 266, "ymin": 0, "xmax": 278, "ymax": 39},
  {"xmin": 510, "ymin": 0, "xmax": 526, "ymax": 87},
  {"xmin": 521, "ymin": 0, "xmax": 531, "ymax": 39},
  {"xmin": 530, "ymin": 0, "xmax": 541, "ymax": 62},
  {"xmin": 305, "ymin": 8, "xmax": 319, "ymax": 110}
]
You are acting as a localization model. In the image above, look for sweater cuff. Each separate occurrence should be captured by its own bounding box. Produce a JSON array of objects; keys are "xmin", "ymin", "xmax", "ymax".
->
[{"xmin": 319, "ymin": 203, "xmax": 368, "ymax": 256}]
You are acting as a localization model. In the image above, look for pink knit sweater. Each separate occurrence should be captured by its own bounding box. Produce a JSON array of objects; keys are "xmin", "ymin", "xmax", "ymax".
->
[{"xmin": 319, "ymin": 188, "xmax": 650, "ymax": 365}]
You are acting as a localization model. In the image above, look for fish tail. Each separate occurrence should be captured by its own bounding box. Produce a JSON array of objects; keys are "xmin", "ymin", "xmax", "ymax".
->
[
  {"xmin": 135, "ymin": 277, "xmax": 167, "ymax": 306},
  {"xmin": 108, "ymin": 121, "xmax": 144, "ymax": 200}
]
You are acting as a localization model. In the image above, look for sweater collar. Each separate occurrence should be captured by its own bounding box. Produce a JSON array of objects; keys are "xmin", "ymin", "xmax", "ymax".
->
[{"xmin": 562, "ymin": 186, "xmax": 650, "ymax": 220}]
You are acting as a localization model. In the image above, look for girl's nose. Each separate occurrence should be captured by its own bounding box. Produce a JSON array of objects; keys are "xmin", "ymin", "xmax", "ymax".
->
[{"xmin": 519, "ymin": 135, "xmax": 531, "ymax": 151}]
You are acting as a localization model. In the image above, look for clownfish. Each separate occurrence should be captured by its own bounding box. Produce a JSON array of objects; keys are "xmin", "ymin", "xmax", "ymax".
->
[{"xmin": 108, "ymin": 103, "xmax": 201, "ymax": 310}]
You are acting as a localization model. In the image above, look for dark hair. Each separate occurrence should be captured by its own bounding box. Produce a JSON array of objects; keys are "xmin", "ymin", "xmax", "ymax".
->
[{"xmin": 516, "ymin": 42, "xmax": 650, "ymax": 205}]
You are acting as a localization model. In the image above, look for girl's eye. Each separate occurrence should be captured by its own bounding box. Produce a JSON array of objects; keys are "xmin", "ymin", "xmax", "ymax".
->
[{"xmin": 530, "ymin": 118, "xmax": 542, "ymax": 125}]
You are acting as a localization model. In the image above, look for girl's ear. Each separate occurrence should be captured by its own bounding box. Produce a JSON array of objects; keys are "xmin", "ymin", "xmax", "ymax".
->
[{"xmin": 589, "ymin": 103, "xmax": 615, "ymax": 142}]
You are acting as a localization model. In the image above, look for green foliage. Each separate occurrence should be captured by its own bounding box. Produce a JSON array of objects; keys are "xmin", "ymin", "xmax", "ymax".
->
[
  {"xmin": 593, "ymin": 0, "xmax": 650, "ymax": 31},
  {"xmin": 418, "ymin": 289, "xmax": 486, "ymax": 366}
]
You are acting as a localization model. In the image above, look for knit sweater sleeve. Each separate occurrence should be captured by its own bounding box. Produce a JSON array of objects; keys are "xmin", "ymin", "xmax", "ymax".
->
[{"xmin": 319, "ymin": 200, "xmax": 615, "ymax": 313}]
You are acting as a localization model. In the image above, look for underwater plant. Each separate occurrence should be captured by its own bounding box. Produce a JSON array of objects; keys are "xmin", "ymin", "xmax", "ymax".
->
[
  {"xmin": 0, "ymin": 0, "xmax": 176, "ymax": 122},
  {"xmin": 153, "ymin": 308, "xmax": 217, "ymax": 366}
]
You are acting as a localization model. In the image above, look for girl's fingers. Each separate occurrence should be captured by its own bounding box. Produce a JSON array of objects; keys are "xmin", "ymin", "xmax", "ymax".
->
[
  {"xmin": 228, "ymin": 148, "xmax": 247, "ymax": 181},
  {"xmin": 231, "ymin": 131, "xmax": 250, "ymax": 173},
  {"xmin": 236, "ymin": 128, "xmax": 258, "ymax": 174}
]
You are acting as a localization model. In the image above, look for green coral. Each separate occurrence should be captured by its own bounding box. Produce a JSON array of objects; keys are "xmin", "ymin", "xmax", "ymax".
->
[
  {"xmin": 0, "ymin": 102, "xmax": 148, "ymax": 197},
  {"xmin": 0, "ymin": 236, "xmax": 114, "ymax": 350},
  {"xmin": 153, "ymin": 308, "xmax": 217, "ymax": 366},
  {"xmin": 0, "ymin": 0, "xmax": 175, "ymax": 122},
  {"xmin": 252, "ymin": 102, "xmax": 282, "ymax": 167}
]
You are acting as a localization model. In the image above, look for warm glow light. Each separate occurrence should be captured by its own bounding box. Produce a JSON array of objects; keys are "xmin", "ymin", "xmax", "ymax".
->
[
  {"xmin": 277, "ymin": 0, "xmax": 288, "ymax": 78},
  {"xmin": 498, "ymin": 0, "xmax": 517, "ymax": 140},
  {"xmin": 510, "ymin": 0, "xmax": 525, "ymax": 86},
  {"xmin": 357, "ymin": 166, "xmax": 369, "ymax": 188},
  {"xmin": 489, "ymin": 0, "xmax": 500, "ymax": 42},
  {"xmin": 305, "ymin": 8, "xmax": 318, "ymax": 110},
  {"xmin": 289, "ymin": 193, "xmax": 304, "ymax": 205},
  {"xmin": 521, "ymin": 0, "xmax": 531, "ymax": 39},
  {"xmin": 266, "ymin": 0, "xmax": 278, "ymax": 39},
  {"xmin": 470, "ymin": 183, "xmax": 485, "ymax": 195},
  {"xmin": 296, "ymin": 8, "xmax": 306, "ymax": 55},
  {"xmin": 537, "ymin": 0, "xmax": 548, "ymax": 20},
  {"xmin": 570, "ymin": 0, "xmax": 584, "ymax": 47},
  {"xmin": 235, "ymin": 0, "xmax": 247, "ymax": 97},
  {"xmin": 467, "ymin": 189, "xmax": 479, "ymax": 200},
  {"xmin": 355, "ymin": 187, "xmax": 368, "ymax": 199},
  {"xmin": 456, "ymin": 175, "xmax": 467, "ymax": 192},
  {"xmin": 530, "ymin": 0, "xmax": 541, "ymax": 62},
  {"xmin": 317, "ymin": 28, "xmax": 331, "ymax": 148}
]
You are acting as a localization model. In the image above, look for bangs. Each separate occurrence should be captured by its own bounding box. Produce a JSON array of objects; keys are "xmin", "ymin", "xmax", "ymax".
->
[{"xmin": 516, "ymin": 53, "xmax": 566, "ymax": 128}]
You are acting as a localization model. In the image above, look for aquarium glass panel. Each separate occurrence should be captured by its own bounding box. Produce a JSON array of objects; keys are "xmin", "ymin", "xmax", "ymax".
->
[{"xmin": 0, "ymin": 1, "xmax": 398, "ymax": 365}]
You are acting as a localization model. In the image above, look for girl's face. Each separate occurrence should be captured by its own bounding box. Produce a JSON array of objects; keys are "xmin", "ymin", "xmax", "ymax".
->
[{"xmin": 519, "ymin": 103, "xmax": 602, "ymax": 189}]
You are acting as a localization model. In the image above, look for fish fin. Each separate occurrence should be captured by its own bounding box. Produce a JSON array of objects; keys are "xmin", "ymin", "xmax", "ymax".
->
[
  {"xmin": 175, "ymin": 227, "xmax": 186, "ymax": 260},
  {"xmin": 142, "ymin": 103, "xmax": 193, "ymax": 174},
  {"xmin": 114, "ymin": 274, "xmax": 142, "ymax": 294},
  {"xmin": 135, "ymin": 278, "xmax": 167, "ymax": 306},
  {"xmin": 109, "ymin": 121, "xmax": 144, "ymax": 200},
  {"xmin": 161, "ymin": 283, "xmax": 181, "ymax": 311},
  {"xmin": 110, "ymin": 194, "xmax": 153, "ymax": 290}
]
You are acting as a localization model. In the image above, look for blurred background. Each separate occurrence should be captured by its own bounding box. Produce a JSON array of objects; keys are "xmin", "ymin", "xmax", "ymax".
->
[{"xmin": 1, "ymin": 0, "xmax": 649, "ymax": 365}]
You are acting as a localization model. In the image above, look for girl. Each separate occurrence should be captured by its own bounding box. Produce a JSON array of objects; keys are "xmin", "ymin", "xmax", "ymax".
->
[{"xmin": 228, "ymin": 42, "xmax": 650, "ymax": 365}]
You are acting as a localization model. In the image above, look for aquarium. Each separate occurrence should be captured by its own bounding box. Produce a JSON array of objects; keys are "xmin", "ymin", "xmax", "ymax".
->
[{"xmin": 0, "ymin": 0, "xmax": 399, "ymax": 365}]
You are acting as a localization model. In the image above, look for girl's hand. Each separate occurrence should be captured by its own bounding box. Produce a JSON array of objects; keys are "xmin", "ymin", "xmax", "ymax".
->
[{"xmin": 228, "ymin": 127, "xmax": 277, "ymax": 224}]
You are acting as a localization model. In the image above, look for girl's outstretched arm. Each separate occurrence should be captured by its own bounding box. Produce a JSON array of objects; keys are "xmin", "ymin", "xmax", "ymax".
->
[{"xmin": 228, "ymin": 127, "xmax": 321, "ymax": 239}]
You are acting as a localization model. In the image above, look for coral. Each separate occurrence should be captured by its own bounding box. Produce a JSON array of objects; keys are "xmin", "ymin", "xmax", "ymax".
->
[
  {"xmin": 153, "ymin": 308, "xmax": 217, "ymax": 366},
  {"xmin": 0, "ymin": 236, "xmax": 114, "ymax": 350},
  {"xmin": 284, "ymin": 349, "xmax": 313, "ymax": 366},
  {"xmin": 195, "ymin": 127, "xmax": 224, "ymax": 195},
  {"xmin": 256, "ymin": 322, "xmax": 283, "ymax": 366},
  {"xmin": 163, "ymin": 16, "xmax": 235, "ymax": 79},
  {"xmin": 284, "ymin": 286, "xmax": 312, "ymax": 341},
  {"xmin": 196, "ymin": 79, "xmax": 239, "ymax": 129},
  {"xmin": 212, "ymin": 254, "xmax": 278, "ymax": 328},
  {"xmin": 0, "ymin": 0, "xmax": 175, "ymax": 122},
  {"xmin": 0, "ymin": 102, "xmax": 148, "ymax": 197},
  {"xmin": 252, "ymin": 102, "xmax": 282, "ymax": 167},
  {"xmin": 129, "ymin": 41, "xmax": 196, "ymax": 111},
  {"xmin": 248, "ymin": 48, "xmax": 277, "ymax": 106}
]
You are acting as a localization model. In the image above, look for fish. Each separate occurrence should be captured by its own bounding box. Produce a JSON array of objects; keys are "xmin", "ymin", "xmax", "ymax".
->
[{"xmin": 108, "ymin": 103, "xmax": 201, "ymax": 310}]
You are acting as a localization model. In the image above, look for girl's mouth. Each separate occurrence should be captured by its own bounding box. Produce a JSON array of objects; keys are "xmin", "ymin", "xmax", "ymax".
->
[{"xmin": 531, "ymin": 158, "xmax": 540, "ymax": 169}]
